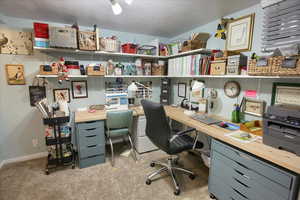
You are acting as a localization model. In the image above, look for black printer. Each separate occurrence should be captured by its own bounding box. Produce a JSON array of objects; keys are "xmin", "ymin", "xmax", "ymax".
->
[{"xmin": 263, "ymin": 104, "xmax": 300, "ymax": 156}]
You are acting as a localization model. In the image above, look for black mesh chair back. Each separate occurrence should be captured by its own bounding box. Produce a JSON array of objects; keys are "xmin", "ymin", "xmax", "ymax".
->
[{"xmin": 141, "ymin": 100, "xmax": 172, "ymax": 153}]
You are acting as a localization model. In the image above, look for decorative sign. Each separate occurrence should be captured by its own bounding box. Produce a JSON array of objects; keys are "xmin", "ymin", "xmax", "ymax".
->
[{"xmin": 5, "ymin": 64, "xmax": 25, "ymax": 85}]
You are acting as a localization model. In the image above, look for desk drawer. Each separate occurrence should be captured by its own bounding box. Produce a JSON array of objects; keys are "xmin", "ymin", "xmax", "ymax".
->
[
  {"xmin": 78, "ymin": 130, "xmax": 105, "ymax": 146},
  {"xmin": 77, "ymin": 120, "xmax": 104, "ymax": 130},
  {"xmin": 79, "ymin": 154, "xmax": 105, "ymax": 168},
  {"xmin": 79, "ymin": 144, "xmax": 105, "ymax": 159},
  {"xmin": 212, "ymin": 139, "xmax": 292, "ymax": 189}
]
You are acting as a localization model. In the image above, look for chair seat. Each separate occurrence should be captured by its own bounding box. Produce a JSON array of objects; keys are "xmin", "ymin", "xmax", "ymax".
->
[
  {"xmin": 168, "ymin": 135, "xmax": 194, "ymax": 155},
  {"xmin": 107, "ymin": 128, "xmax": 129, "ymax": 138}
]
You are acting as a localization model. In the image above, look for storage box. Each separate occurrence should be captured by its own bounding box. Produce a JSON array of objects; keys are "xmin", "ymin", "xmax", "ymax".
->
[
  {"xmin": 226, "ymin": 54, "xmax": 248, "ymax": 75},
  {"xmin": 49, "ymin": 27, "xmax": 77, "ymax": 49},
  {"xmin": 214, "ymin": 50, "xmax": 238, "ymax": 61},
  {"xmin": 182, "ymin": 40, "xmax": 206, "ymax": 52},
  {"xmin": 210, "ymin": 60, "xmax": 226, "ymax": 75},
  {"xmin": 99, "ymin": 38, "xmax": 121, "ymax": 52},
  {"xmin": 78, "ymin": 31, "xmax": 97, "ymax": 51},
  {"xmin": 39, "ymin": 64, "xmax": 59, "ymax": 75},
  {"xmin": 34, "ymin": 22, "xmax": 49, "ymax": 39},
  {"xmin": 87, "ymin": 64, "xmax": 105, "ymax": 76},
  {"xmin": 151, "ymin": 63, "xmax": 165, "ymax": 75},
  {"xmin": 122, "ymin": 43, "xmax": 138, "ymax": 54}
]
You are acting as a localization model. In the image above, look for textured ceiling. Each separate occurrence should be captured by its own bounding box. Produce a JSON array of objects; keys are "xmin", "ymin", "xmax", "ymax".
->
[{"xmin": 0, "ymin": 0, "xmax": 260, "ymax": 37}]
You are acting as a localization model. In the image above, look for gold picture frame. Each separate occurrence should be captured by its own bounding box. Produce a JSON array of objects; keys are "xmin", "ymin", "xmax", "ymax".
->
[
  {"xmin": 241, "ymin": 98, "xmax": 265, "ymax": 117},
  {"xmin": 5, "ymin": 64, "xmax": 26, "ymax": 85},
  {"xmin": 226, "ymin": 14, "xmax": 255, "ymax": 52}
]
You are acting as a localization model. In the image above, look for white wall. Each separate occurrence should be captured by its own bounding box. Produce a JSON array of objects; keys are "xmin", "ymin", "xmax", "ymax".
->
[{"xmin": 0, "ymin": 14, "xmax": 166, "ymax": 163}]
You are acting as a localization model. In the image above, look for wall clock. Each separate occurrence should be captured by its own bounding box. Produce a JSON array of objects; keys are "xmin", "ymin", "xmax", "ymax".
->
[{"xmin": 224, "ymin": 81, "xmax": 241, "ymax": 98}]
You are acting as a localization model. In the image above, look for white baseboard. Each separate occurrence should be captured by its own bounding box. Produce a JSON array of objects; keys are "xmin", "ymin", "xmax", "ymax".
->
[{"xmin": 0, "ymin": 152, "xmax": 47, "ymax": 169}]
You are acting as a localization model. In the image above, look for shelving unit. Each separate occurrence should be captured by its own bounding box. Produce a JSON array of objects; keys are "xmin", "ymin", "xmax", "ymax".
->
[
  {"xmin": 36, "ymin": 74, "xmax": 300, "ymax": 79},
  {"xmin": 43, "ymin": 116, "xmax": 75, "ymax": 174},
  {"xmin": 33, "ymin": 47, "xmax": 212, "ymax": 59}
]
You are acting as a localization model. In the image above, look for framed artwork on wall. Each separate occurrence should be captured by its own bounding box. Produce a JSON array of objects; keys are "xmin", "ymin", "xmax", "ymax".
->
[
  {"xmin": 178, "ymin": 83, "xmax": 187, "ymax": 98},
  {"xmin": 71, "ymin": 80, "xmax": 88, "ymax": 99},
  {"xmin": 0, "ymin": 28, "xmax": 33, "ymax": 55},
  {"xmin": 53, "ymin": 88, "xmax": 71, "ymax": 103},
  {"xmin": 271, "ymin": 82, "xmax": 300, "ymax": 106},
  {"xmin": 5, "ymin": 64, "xmax": 26, "ymax": 85},
  {"xmin": 241, "ymin": 98, "xmax": 266, "ymax": 117},
  {"xmin": 226, "ymin": 14, "xmax": 255, "ymax": 52}
]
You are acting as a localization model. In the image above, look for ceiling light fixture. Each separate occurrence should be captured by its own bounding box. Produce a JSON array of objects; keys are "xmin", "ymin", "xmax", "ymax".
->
[
  {"xmin": 110, "ymin": 0, "xmax": 122, "ymax": 15},
  {"xmin": 124, "ymin": 0, "xmax": 134, "ymax": 5}
]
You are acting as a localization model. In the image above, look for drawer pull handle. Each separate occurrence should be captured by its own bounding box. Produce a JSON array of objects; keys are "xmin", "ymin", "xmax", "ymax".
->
[
  {"xmin": 87, "ymin": 155, "xmax": 98, "ymax": 159},
  {"xmin": 88, "ymin": 145, "xmax": 97, "ymax": 148},
  {"xmin": 85, "ymin": 121, "xmax": 97, "ymax": 124},
  {"xmin": 232, "ymin": 188, "xmax": 248, "ymax": 199},
  {"xmin": 237, "ymin": 152, "xmax": 252, "ymax": 161},
  {"xmin": 86, "ymin": 135, "xmax": 97, "ymax": 138},
  {"xmin": 234, "ymin": 178, "xmax": 250, "ymax": 188},
  {"xmin": 235, "ymin": 161, "xmax": 250, "ymax": 170},
  {"xmin": 86, "ymin": 128, "xmax": 96, "ymax": 131},
  {"xmin": 234, "ymin": 169, "xmax": 250, "ymax": 179}
]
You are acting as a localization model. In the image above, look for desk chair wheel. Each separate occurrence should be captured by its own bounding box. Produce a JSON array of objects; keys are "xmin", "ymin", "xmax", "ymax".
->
[
  {"xmin": 189, "ymin": 174, "xmax": 196, "ymax": 180},
  {"xmin": 45, "ymin": 169, "xmax": 49, "ymax": 175},
  {"xmin": 174, "ymin": 189, "xmax": 181, "ymax": 196},
  {"xmin": 209, "ymin": 193, "xmax": 216, "ymax": 199},
  {"xmin": 146, "ymin": 179, "xmax": 152, "ymax": 185},
  {"xmin": 150, "ymin": 162, "xmax": 155, "ymax": 167}
]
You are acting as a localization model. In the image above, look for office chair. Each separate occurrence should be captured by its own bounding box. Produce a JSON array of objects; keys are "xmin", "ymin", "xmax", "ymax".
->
[
  {"xmin": 141, "ymin": 100, "xmax": 203, "ymax": 195},
  {"xmin": 105, "ymin": 110, "xmax": 137, "ymax": 166}
]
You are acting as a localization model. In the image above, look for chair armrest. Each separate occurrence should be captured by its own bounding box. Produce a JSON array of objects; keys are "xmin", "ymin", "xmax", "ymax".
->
[
  {"xmin": 175, "ymin": 128, "xmax": 196, "ymax": 137},
  {"xmin": 170, "ymin": 128, "xmax": 196, "ymax": 143}
]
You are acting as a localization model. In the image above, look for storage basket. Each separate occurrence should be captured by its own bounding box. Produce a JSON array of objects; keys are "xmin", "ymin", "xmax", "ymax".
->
[
  {"xmin": 181, "ymin": 40, "xmax": 207, "ymax": 52},
  {"xmin": 78, "ymin": 31, "xmax": 97, "ymax": 51},
  {"xmin": 271, "ymin": 56, "xmax": 300, "ymax": 76},
  {"xmin": 151, "ymin": 63, "xmax": 165, "ymax": 76},
  {"xmin": 99, "ymin": 38, "xmax": 121, "ymax": 52},
  {"xmin": 39, "ymin": 64, "xmax": 59, "ymax": 75},
  {"xmin": 247, "ymin": 58, "xmax": 273, "ymax": 76},
  {"xmin": 122, "ymin": 43, "xmax": 138, "ymax": 54},
  {"xmin": 49, "ymin": 27, "xmax": 77, "ymax": 49},
  {"xmin": 87, "ymin": 65, "xmax": 105, "ymax": 76}
]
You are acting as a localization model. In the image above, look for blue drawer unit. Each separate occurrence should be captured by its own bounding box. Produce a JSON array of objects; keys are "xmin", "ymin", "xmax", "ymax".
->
[
  {"xmin": 209, "ymin": 139, "xmax": 299, "ymax": 200},
  {"xmin": 76, "ymin": 120, "xmax": 106, "ymax": 168}
]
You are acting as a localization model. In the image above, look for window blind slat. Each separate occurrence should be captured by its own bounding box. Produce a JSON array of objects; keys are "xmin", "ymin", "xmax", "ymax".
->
[{"xmin": 262, "ymin": 0, "xmax": 300, "ymax": 52}]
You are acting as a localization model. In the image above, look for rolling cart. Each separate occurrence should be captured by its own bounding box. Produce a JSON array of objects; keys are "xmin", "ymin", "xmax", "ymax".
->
[{"xmin": 43, "ymin": 116, "xmax": 75, "ymax": 175}]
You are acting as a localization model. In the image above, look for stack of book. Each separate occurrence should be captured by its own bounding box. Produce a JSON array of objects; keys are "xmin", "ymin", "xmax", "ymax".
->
[{"xmin": 168, "ymin": 54, "xmax": 211, "ymax": 76}]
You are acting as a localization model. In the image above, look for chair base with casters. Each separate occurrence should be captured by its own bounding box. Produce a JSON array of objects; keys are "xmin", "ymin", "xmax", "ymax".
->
[{"xmin": 146, "ymin": 155, "xmax": 196, "ymax": 196}]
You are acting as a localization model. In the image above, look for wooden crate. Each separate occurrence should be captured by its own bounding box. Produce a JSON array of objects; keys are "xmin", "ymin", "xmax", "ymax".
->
[
  {"xmin": 271, "ymin": 56, "xmax": 300, "ymax": 76},
  {"xmin": 87, "ymin": 65, "xmax": 105, "ymax": 76},
  {"xmin": 39, "ymin": 65, "xmax": 59, "ymax": 75},
  {"xmin": 210, "ymin": 60, "xmax": 226, "ymax": 75}
]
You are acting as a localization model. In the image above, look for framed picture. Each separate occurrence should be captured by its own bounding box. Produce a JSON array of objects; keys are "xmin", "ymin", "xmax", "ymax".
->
[
  {"xmin": 271, "ymin": 82, "xmax": 300, "ymax": 106},
  {"xmin": 241, "ymin": 98, "xmax": 265, "ymax": 117},
  {"xmin": 53, "ymin": 88, "xmax": 71, "ymax": 103},
  {"xmin": 178, "ymin": 83, "xmax": 187, "ymax": 98},
  {"xmin": 29, "ymin": 86, "xmax": 46, "ymax": 106},
  {"xmin": 5, "ymin": 64, "xmax": 25, "ymax": 85},
  {"xmin": 71, "ymin": 80, "xmax": 88, "ymax": 99},
  {"xmin": 226, "ymin": 14, "xmax": 255, "ymax": 52},
  {"xmin": 0, "ymin": 28, "xmax": 33, "ymax": 55}
]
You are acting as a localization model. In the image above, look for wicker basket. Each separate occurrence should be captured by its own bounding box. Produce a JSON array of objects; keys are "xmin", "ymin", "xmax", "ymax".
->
[
  {"xmin": 271, "ymin": 56, "xmax": 300, "ymax": 76},
  {"xmin": 247, "ymin": 58, "xmax": 273, "ymax": 76},
  {"xmin": 99, "ymin": 38, "xmax": 121, "ymax": 52}
]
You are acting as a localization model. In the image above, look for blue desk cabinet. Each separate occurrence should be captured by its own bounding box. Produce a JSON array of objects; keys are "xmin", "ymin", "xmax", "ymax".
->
[
  {"xmin": 75, "ymin": 120, "xmax": 106, "ymax": 168},
  {"xmin": 209, "ymin": 139, "xmax": 299, "ymax": 200}
]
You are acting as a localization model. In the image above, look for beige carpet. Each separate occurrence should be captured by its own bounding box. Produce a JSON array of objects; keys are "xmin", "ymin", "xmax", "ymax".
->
[{"xmin": 0, "ymin": 148, "xmax": 211, "ymax": 200}]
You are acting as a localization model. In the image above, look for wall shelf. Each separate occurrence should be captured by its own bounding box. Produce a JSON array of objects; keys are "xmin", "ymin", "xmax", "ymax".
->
[
  {"xmin": 36, "ymin": 74, "xmax": 300, "ymax": 79},
  {"xmin": 33, "ymin": 47, "xmax": 212, "ymax": 59}
]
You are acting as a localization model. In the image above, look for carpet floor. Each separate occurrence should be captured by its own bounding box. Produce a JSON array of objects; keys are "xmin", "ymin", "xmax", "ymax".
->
[{"xmin": 0, "ymin": 148, "xmax": 211, "ymax": 200}]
